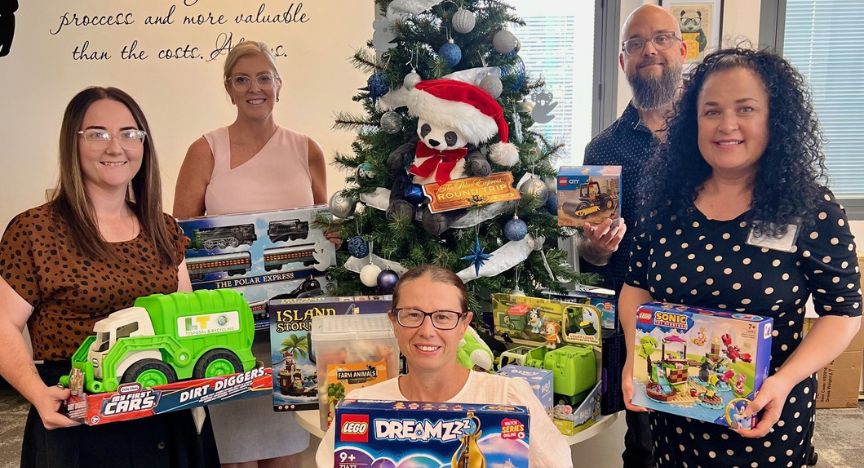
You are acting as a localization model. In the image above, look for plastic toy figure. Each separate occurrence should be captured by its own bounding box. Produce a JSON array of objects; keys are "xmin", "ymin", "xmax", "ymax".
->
[
  {"xmin": 691, "ymin": 327, "xmax": 707, "ymax": 346},
  {"xmin": 544, "ymin": 321, "xmax": 561, "ymax": 349},
  {"xmin": 528, "ymin": 309, "xmax": 543, "ymax": 334},
  {"xmin": 734, "ymin": 373, "xmax": 746, "ymax": 396}
]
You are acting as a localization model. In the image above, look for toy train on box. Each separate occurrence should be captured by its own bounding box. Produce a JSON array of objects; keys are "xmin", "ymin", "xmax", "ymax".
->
[{"xmin": 187, "ymin": 219, "xmax": 309, "ymax": 251}]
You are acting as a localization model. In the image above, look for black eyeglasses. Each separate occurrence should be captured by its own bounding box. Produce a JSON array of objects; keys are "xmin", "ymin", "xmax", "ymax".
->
[
  {"xmin": 392, "ymin": 308, "xmax": 467, "ymax": 330},
  {"xmin": 622, "ymin": 33, "xmax": 681, "ymax": 55}
]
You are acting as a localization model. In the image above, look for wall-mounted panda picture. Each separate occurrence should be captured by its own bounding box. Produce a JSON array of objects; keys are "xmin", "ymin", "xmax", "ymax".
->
[{"xmin": 661, "ymin": 0, "xmax": 724, "ymax": 64}]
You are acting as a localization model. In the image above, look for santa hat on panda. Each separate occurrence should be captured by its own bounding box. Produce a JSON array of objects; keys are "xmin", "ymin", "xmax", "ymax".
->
[{"xmin": 406, "ymin": 79, "xmax": 519, "ymax": 167}]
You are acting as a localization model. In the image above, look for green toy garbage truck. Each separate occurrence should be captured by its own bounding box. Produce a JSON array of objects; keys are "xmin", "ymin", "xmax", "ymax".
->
[{"xmin": 60, "ymin": 289, "xmax": 257, "ymax": 394}]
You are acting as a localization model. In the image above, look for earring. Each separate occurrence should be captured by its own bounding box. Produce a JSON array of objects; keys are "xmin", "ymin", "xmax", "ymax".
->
[{"xmin": 276, "ymin": 96, "xmax": 280, "ymax": 102}]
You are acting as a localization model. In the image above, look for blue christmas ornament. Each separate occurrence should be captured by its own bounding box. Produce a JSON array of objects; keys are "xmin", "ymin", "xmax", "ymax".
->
[
  {"xmin": 376, "ymin": 269, "xmax": 399, "ymax": 293},
  {"xmin": 438, "ymin": 40, "xmax": 462, "ymax": 68},
  {"xmin": 504, "ymin": 216, "xmax": 528, "ymax": 241},
  {"xmin": 347, "ymin": 236, "xmax": 369, "ymax": 258},
  {"xmin": 404, "ymin": 184, "xmax": 425, "ymax": 204},
  {"xmin": 367, "ymin": 72, "xmax": 389, "ymax": 101},
  {"xmin": 461, "ymin": 237, "xmax": 492, "ymax": 277},
  {"xmin": 545, "ymin": 192, "xmax": 559, "ymax": 215},
  {"xmin": 500, "ymin": 57, "xmax": 526, "ymax": 91}
]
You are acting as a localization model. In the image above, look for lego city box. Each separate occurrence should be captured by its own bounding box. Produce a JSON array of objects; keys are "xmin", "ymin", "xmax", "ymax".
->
[
  {"xmin": 556, "ymin": 165, "xmax": 621, "ymax": 228},
  {"xmin": 268, "ymin": 296, "xmax": 392, "ymax": 411},
  {"xmin": 492, "ymin": 294, "xmax": 603, "ymax": 435},
  {"xmin": 631, "ymin": 302, "xmax": 773, "ymax": 429},
  {"xmin": 178, "ymin": 206, "xmax": 337, "ymax": 327},
  {"xmin": 333, "ymin": 399, "xmax": 530, "ymax": 468},
  {"xmin": 63, "ymin": 366, "xmax": 273, "ymax": 426}
]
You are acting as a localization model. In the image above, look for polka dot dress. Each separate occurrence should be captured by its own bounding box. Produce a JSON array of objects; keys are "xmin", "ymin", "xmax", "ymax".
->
[
  {"xmin": 626, "ymin": 192, "xmax": 862, "ymax": 467},
  {"xmin": 0, "ymin": 202, "xmax": 187, "ymax": 361}
]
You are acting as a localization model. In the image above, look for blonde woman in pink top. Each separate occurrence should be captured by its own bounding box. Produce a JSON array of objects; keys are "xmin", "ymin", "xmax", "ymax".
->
[{"xmin": 174, "ymin": 40, "xmax": 326, "ymax": 468}]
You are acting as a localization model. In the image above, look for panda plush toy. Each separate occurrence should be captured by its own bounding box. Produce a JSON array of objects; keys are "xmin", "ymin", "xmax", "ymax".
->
[{"xmin": 386, "ymin": 79, "xmax": 518, "ymax": 235}]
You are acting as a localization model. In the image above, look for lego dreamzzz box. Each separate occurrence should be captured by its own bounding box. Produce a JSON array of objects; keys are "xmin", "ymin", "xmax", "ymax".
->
[
  {"xmin": 631, "ymin": 302, "xmax": 773, "ymax": 429},
  {"xmin": 64, "ymin": 367, "xmax": 272, "ymax": 426},
  {"xmin": 269, "ymin": 296, "xmax": 392, "ymax": 411},
  {"xmin": 334, "ymin": 399, "xmax": 530, "ymax": 468},
  {"xmin": 178, "ymin": 206, "xmax": 336, "ymax": 326},
  {"xmin": 556, "ymin": 165, "xmax": 621, "ymax": 229}
]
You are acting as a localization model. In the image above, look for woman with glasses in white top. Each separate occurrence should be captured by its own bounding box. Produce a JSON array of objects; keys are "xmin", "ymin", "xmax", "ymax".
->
[
  {"xmin": 315, "ymin": 264, "xmax": 573, "ymax": 468},
  {"xmin": 174, "ymin": 41, "xmax": 327, "ymax": 468}
]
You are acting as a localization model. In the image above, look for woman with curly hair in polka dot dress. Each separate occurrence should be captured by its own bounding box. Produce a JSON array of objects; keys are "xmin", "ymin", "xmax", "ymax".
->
[
  {"xmin": 0, "ymin": 87, "xmax": 218, "ymax": 467},
  {"xmin": 619, "ymin": 48, "xmax": 862, "ymax": 467}
]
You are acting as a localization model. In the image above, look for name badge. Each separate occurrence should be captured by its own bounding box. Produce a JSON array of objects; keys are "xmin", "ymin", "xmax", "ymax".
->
[{"xmin": 745, "ymin": 222, "xmax": 800, "ymax": 253}]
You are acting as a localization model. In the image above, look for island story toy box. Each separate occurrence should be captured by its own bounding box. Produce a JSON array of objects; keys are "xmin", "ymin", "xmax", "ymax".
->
[
  {"xmin": 178, "ymin": 206, "xmax": 336, "ymax": 327},
  {"xmin": 269, "ymin": 296, "xmax": 393, "ymax": 411},
  {"xmin": 556, "ymin": 165, "xmax": 621, "ymax": 229},
  {"xmin": 492, "ymin": 293, "xmax": 603, "ymax": 434},
  {"xmin": 333, "ymin": 400, "xmax": 530, "ymax": 468},
  {"xmin": 632, "ymin": 302, "xmax": 773, "ymax": 429}
]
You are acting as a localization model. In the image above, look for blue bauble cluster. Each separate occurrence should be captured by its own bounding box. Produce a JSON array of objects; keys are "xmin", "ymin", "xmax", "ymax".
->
[
  {"xmin": 404, "ymin": 183, "xmax": 425, "ymax": 204},
  {"xmin": 504, "ymin": 217, "xmax": 528, "ymax": 241},
  {"xmin": 376, "ymin": 269, "xmax": 399, "ymax": 293},
  {"xmin": 347, "ymin": 236, "xmax": 369, "ymax": 258},
  {"xmin": 500, "ymin": 57, "xmax": 526, "ymax": 91},
  {"xmin": 367, "ymin": 72, "xmax": 390, "ymax": 100},
  {"xmin": 545, "ymin": 192, "xmax": 559, "ymax": 215},
  {"xmin": 438, "ymin": 41, "xmax": 462, "ymax": 67}
]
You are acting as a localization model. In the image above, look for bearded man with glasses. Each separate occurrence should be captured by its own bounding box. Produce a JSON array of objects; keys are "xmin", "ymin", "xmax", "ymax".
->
[{"xmin": 577, "ymin": 5, "xmax": 687, "ymax": 468}]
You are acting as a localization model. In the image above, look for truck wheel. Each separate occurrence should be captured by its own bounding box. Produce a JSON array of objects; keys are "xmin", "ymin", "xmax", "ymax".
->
[
  {"xmin": 122, "ymin": 359, "xmax": 178, "ymax": 388},
  {"xmin": 193, "ymin": 350, "xmax": 243, "ymax": 379}
]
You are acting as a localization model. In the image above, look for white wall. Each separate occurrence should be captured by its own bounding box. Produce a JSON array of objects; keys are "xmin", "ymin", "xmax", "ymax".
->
[{"xmin": 0, "ymin": 0, "xmax": 372, "ymax": 228}]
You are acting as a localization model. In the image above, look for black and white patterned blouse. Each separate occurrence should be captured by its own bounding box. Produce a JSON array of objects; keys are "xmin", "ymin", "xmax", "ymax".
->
[{"xmin": 625, "ymin": 191, "xmax": 861, "ymax": 468}]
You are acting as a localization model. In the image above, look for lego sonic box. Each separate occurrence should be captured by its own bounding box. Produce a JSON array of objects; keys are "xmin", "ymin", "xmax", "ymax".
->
[
  {"xmin": 498, "ymin": 365, "xmax": 553, "ymax": 417},
  {"xmin": 556, "ymin": 165, "xmax": 621, "ymax": 229},
  {"xmin": 334, "ymin": 400, "xmax": 530, "ymax": 468},
  {"xmin": 269, "ymin": 296, "xmax": 392, "ymax": 411},
  {"xmin": 632, "ymin": 302, "xmax": 773, "ymax": 429},
  {"xmin": 178, "ymin": 206, "xmax": 336, "ymax": 328},
  {"xmin": 63, "ymin": 367, "xmax": 272, "ymax": 426}
]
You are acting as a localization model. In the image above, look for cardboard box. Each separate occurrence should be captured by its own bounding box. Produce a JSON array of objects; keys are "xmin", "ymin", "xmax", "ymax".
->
[
  {"xmin": 492, "ymin": 294, "xmax": 602, "ymax": 434},
  {"xmin": 498, "ymin": 365, "xmax": 554, "ymax": 416},
  {"xmin": 632, "ymin": 302, "xmax": 773, "ymax": 429},
  {"xmin": 268, "ymin": 296, "xmax": 392, "ymax": 411},
  {"xmin": 803, "ymin": 316, "xmax": 864, "ymax": 408},
  {"xmin": 64, "ymin": 367, "xmax": 272, "ymax": 426},
  {"xmin": 178, "ymin": 206, "xmax": 336, "ymax": 326},
  {"xmin": 556, "ymin": 166, "xmax": 621, "ymax": 228},
  {"xmin": 334, "ymin": 399, "xmax": 530, "ymax": 468}
]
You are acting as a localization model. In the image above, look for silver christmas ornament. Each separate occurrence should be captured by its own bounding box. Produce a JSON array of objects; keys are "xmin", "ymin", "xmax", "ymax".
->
[
  {"xmin": 403, "ymin": 70, "xmax": 422, "ymax": 90},
  {"xmin": 380, "ymin": 111, "xmax": 403, "ymax": 134},
  {"xmin": 329, "ymin": 190, "xmax": 357, "ymax": 218},
  {"xmin": 452, "ymin": 8, "xmax": 476, "ymax": 34},
  {"xmin": 493, "ymin": 30, "xmax": 518, "ymax": 54},
  {"xmin": 520, "ymin": 177, "xmax": 549, "ymax": 204},
  {"xmin": 479, "ymin": 74, "xmax": 503, "ymax": 98}
]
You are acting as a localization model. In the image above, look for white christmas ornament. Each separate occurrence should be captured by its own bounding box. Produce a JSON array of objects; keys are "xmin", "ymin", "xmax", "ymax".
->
[
  {"xmin": 360, "ymin": 264, "xmax": 383, "ymax": 287},
  {"xmin": 493, "ymin": 30, "xmax": 518, "ymax": 54},
  {"xmin": 457, "ymin": 235, "xmax": 534, "ymax": 283},
  {"xmin": 452, "ymin": 8, "xmax": 477, "ymax": 34}
]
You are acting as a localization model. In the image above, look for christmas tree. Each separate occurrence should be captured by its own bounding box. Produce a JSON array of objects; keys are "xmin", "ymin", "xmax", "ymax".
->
[{"xmin": 321, "ymin": 0, "xmax": 595, "ymax": 313}]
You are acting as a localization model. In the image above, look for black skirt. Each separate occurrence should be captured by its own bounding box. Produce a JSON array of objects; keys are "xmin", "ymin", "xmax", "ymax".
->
[{"xmin": 20, "ymin": 362, "xmax": 220, "ymax": 468}]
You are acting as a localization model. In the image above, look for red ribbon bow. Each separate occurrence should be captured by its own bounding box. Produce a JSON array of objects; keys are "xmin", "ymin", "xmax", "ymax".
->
[{"xmin": 409, "ymin": 141, "xmax": 468, "ymax": 185}]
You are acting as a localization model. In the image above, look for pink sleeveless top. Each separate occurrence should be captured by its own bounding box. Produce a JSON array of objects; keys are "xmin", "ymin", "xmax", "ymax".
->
[{"xmin": 203, "ymin": 126, "xmax": 315, "ymax": 215}]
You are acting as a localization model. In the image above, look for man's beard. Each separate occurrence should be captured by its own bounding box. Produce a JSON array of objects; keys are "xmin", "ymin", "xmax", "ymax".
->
[{"xmin": 627, "ymin": 61, "xmax": 681, "ymax": 110}]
